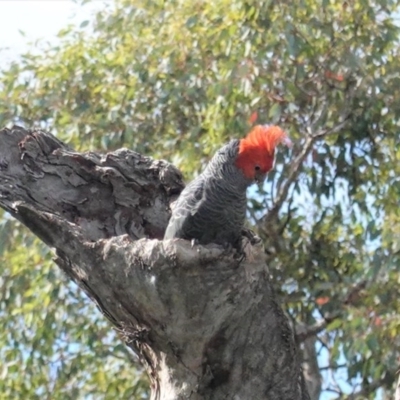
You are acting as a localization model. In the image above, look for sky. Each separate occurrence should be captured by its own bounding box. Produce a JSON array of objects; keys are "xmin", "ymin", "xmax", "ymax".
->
[{"xmin": 0, "ymin": 0, "xmax": 106, "ymax": 62}]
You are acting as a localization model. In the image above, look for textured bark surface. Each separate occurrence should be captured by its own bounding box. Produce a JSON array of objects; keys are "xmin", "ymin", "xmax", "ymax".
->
[
  {"xmin": 395, "ymin": 374, "xmax": 400, "ymax": 400},
  {"xmin": 0, "ymin": 126, "xmax": 309, "ymax": 400}
]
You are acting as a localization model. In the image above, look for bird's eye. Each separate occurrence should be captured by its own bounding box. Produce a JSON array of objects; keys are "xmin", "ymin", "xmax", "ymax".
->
[{"xmin": 255, "ymin": 165, "xmax": 261, "ymax": 171}]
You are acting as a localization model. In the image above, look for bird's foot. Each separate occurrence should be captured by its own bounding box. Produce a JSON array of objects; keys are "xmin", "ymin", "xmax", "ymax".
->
[
  {"xmin": 239, "ymin": 236, "xmax": 255, "ymax": 263},
  {"xmin": 191, "ymin": 238, "xmax": 199, "ymax": 248},
  {"xmin": 241, "ymin": 228, "xmax": 262, "ymax": 246},
  {"xmin": 234, "ymin": 229, "xmax": 262, "ymax": 263}
]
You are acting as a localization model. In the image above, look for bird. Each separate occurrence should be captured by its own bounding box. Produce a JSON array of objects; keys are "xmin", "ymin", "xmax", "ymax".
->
[{"xmin": 164, "ymin": 125, "xmax": 292, "ymax": 249}]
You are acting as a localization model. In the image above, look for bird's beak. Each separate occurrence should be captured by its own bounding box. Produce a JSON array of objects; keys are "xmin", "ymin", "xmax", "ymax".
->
[{"xmin": 255, "ymin": 171, "xmax": 267, "ymax": 185}]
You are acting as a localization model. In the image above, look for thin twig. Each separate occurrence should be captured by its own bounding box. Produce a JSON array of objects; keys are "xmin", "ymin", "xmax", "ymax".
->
[
  {"xmin": 296, "ymin": 317, "xmax": 337, "ymax": 343},
  {"xmin": 313, "ymin": 115, "xmax": 351, "ymax": 138},
  {"xmin": 263, "ymin": 135, "xmax": 314, "ymax": 223},
  {"xmin": 341, "ymin": 375, "xmax": 392, "ymax": 400}
]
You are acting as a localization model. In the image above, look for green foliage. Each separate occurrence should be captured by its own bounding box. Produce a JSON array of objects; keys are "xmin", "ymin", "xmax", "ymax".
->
[{"xmin": 1, "ymin": 0, "xmax": 400, "ymax": 398}]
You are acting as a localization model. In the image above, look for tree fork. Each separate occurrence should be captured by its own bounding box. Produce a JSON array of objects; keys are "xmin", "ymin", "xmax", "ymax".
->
[{"xmin": 0, "ymin": 126, "xmax": 309, "ymax": 400}]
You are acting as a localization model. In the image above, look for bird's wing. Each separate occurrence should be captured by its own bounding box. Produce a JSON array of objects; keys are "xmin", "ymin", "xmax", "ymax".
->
[{"xmin": 164, "ymin": 178, "xmax": 205, "ymax": 239}]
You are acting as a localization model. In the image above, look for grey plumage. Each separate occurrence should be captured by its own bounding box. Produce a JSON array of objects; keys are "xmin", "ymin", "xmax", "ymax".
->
[{"xmin": 164, "ymin": 140, "xmax": 252, "ymax": 247}]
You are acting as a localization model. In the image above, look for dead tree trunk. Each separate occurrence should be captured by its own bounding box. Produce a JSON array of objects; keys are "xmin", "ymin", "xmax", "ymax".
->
[{"xmin": 0, "ymin": 126, "xmax": 309, "ymax": 400}]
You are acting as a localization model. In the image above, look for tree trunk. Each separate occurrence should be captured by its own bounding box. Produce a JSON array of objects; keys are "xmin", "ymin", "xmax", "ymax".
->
[
  {"xmin": 395, "ymin": 373, "xmax": 400, "ymax": 400},
  {"xmin": 0, "ymin": 126, "xmax": 309, "ymax": 400}
]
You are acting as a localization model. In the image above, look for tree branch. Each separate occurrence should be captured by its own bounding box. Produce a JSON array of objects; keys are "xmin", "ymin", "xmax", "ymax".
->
[
  {"xmin": 341, "ymin": 373, "xmax": 394, "ymax": 400},
  {"xmin": 395, "ymin": 371, "xmax": 400, "ymax": 400},
  {"xmin": 296, "ymin": 318, "xmax": 334, "ymax": 343},
  {"xmin": 265, "ymin": 135, "xmax": 314, "ymax": 223}
]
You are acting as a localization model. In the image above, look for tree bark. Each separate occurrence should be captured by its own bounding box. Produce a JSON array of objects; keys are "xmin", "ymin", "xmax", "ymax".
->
[
  {"xmin": 0, "ymin": 126, "xmax": 309, "ymax": 400},
  {"xmin": 396, "ymin": 372, "xmax": 400, "ymax": 400}
]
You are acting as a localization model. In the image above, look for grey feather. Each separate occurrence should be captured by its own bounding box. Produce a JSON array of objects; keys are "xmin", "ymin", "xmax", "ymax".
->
[{"xmin": 164, "ymin": 140, "xmax": 252, "ymax": 247}]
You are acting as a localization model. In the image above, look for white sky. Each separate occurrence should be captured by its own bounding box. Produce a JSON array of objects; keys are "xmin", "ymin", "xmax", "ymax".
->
[{"xmin": 0, "ymin": 0, "xmax": 108, "ymax": 62}]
